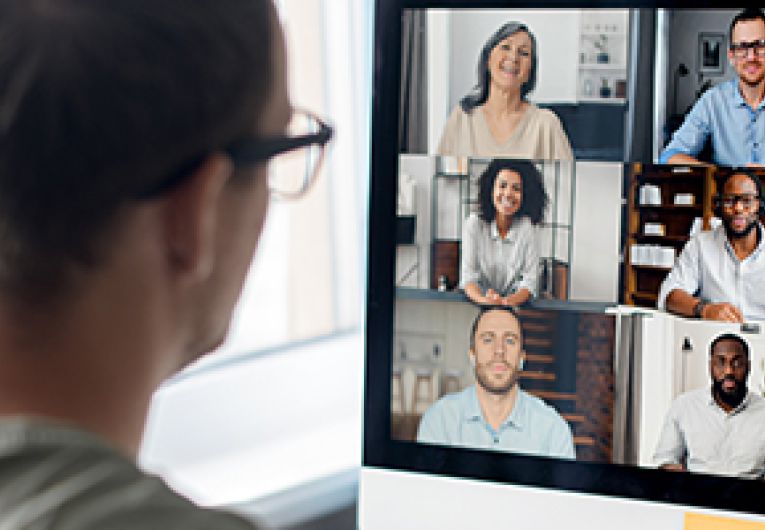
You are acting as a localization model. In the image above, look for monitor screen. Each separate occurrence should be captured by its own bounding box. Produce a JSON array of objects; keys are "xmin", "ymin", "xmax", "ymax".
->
[{"xmin": 364, "ymin": 2, "xmax": 765, "ymax": 527}]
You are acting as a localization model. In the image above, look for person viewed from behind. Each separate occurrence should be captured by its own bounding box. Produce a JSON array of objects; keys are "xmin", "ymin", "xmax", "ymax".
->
[
  {"xmin": 437, "ymin": 22, "xmax": 573, "ymax": 160},
  {"xmin": 461, "ymin": 159, "xmax": 547, "ymax": 307},
  {"xmin": 0, "ymin": 0, "xmax": 331, "ymax": 527}
]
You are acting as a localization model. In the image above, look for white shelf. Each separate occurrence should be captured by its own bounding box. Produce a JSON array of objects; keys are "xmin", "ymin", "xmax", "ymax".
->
[
  {"xmin": 577, "ymin": 96, "xmax": 627, "ymax": 104},
  {"xmin": 579, "ymin": 63, "xmax": 627, "ymax": 70},
  {"xmin": 580, "ymin": 31, "xmax": 627, "ymax": 38}
]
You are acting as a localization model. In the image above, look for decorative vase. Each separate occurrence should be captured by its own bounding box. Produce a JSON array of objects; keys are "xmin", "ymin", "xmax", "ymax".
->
[{"xmin": 599, "ymin": 79, "xmax": 612, "ymax": 98}]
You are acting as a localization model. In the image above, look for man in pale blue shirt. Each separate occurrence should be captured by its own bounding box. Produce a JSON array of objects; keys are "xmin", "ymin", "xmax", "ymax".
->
[
  {"xmin": 417, "ymin": 307, "xmax": 575, "ymax": 459},
  {"xmin": 660, "ymin": 9, "xmax": 765, "ymax": 166},
  {"xmin": 658, "ymin": 171, "xmax": 765, "ymax": 322}
]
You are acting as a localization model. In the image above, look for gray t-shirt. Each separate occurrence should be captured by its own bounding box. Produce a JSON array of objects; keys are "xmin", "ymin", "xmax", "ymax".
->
[
  {"xmin": 0, "ymin": 418, "xmax": 265, "ymax": 530},
  {"xmin": 653, "ymin": 388, "xmax": 765, "ymax": 479}
]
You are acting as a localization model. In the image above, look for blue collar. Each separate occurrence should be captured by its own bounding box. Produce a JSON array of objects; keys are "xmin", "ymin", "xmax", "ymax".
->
[
  {"xmin": 464, "ymin": 385, "xmax": 526, "ymax": 430},
  {"xmin": 729, "ymin": 77, "xmax": 765, "ymax": 111}
]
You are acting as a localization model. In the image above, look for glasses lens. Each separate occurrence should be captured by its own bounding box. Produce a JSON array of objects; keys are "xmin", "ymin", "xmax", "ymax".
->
[
  {"xmin": 733, "ymin": 40, "xmax": 765, "ymax": 57},
  {"xmin": 722, "ymin": 194, "xmax": 758, "ymax": 208},
  {"xmin": 268, "ymin": 112, "xmax": 326, "ymax": 198}
]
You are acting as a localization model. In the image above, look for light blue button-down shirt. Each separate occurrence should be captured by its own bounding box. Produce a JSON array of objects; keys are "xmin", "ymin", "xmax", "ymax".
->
[
  {"xmin": 416, "ymin": 385, "xmax": 575, "ymax": 459},
  {"xmin": 657, "ymin": 223, "xmax": 765, "ymax": 321},
  {"xmin": 660, "ymin": 78, "xmax": 765, "ymax": 166}
]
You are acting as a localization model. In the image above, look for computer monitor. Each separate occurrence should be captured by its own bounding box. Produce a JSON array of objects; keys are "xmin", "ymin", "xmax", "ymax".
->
[{"xmin": 363, "ymin": 2, "xmax": 765, "ymax": 527}]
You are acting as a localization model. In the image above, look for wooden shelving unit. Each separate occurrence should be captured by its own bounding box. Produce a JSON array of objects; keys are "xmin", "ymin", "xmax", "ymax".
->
[{"xmin": 623, "ymin": 163, "xmax": 716, "ymax": 308}]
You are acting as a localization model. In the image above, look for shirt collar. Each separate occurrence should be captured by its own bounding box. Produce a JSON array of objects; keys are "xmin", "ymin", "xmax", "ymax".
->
[
  {"xmin": 464, "ymin": 385, "xmax": 525, "ymax": 429},
  {"xmin": 464, "ymin": 385, "xmax": 483, "ymax": 421},
  {"xmin": 719, "ymin": 222, "xmax": 765, "ymax": 258},
  {"xmin": 729, "ymin": 77, "xmax": 765, "ymax": 111},
  {"xmin": 490, "ymin": 221, "xmax": 500, "ymax": 240},
  {"xmin": 730, "ymin": 78, "xmax": 748, "ymax": 108},
  {"xmin": 490, "ymin": 218, "xmax": 519, "ymax": 242}
]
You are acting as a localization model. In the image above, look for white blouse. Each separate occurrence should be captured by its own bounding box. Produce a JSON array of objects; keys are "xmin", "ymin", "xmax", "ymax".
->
[{"xmin": 459, "ymin": 213, "xmax": 540, "ymax": 297}]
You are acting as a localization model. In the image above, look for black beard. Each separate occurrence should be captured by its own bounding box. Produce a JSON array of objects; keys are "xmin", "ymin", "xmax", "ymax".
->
[
  {"xmin": 712, "ymin": 378, "xmax": 747, "ymax": 409},
  {"xmin": 723, "ymin": 217, "xmax": 757, "ymax": 240}
]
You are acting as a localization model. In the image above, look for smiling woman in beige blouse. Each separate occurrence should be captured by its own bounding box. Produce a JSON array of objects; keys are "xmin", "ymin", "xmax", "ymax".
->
[{"xmin": 438, "ymin": 22, "xmax": 573, "ymax": 160}]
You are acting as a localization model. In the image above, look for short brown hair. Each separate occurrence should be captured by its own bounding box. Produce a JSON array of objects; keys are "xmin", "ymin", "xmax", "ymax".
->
[
  {"xmin": 0, "ymin": 0, "xmax": 274, "ymax": 301},
  {"xmin": 730, "ymin": 8, "xmax": 765, "ymax": 43}
]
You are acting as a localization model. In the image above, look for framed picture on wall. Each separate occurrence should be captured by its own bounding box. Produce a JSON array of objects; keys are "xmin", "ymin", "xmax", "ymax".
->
[{"xmin": 698, "ymin": 32, "xmax": 725, "ymax": 75}]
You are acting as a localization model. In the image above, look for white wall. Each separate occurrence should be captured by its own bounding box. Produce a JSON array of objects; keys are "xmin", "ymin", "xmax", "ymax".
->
[
  {"xmin": 569, "ymin": 161, "xmax": 623, "ymax": 302},
  {"xmin": 427, "ymin": 10, "xmax": 451, "ymax": 154},
  {"xmin": 397, "ymin": 155, "xmax": 436, "ymax": 289},
  {"xmin": 666, "ymin": 9, "xmax": 738, "ymax": 117},
  {"xmin": 393, "ymin": 298, "xmax": 477, "ymax": 412},
  {"xmin": 636, "ymin": 310, "xmax": 675, "ymax": 467}
]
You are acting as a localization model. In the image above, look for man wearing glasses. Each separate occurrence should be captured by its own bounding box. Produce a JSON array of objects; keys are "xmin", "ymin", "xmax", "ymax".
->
[
  {"xmin": 660, "ymin": 8, "xmax": 765, "ymax": 166},
  {"xmin": 0, "ymin": 0, "xmax": 330, "ymax": 528},
  {"xmin": 653, "ymin": 333, "xmax": 765, "ymax": 479},
  {"xmin": 658, "ymin": 171, "xmax": 765, "ymax": 322}
]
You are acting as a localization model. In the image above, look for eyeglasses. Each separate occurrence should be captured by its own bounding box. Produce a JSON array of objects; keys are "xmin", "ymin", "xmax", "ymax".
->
[
  {"xmin": 139, "ymin": 109, "xmax": 333, "ymax": 200},
  {"xmin": 227, "ymin": 109, "xmax": 333, "ymax": 199},
  {"xmin": 730, "ymin": 39, "xmax": 765, "ymax": 58},
  {"xmin": 719, "ymin": 193, "xmax": 760, "ymax": 209}
]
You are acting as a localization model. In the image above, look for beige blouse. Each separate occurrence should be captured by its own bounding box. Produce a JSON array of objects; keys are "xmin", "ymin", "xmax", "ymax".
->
[{"xmin": 437, "ymin": 103, "xmax": 573, "ymax": 160}]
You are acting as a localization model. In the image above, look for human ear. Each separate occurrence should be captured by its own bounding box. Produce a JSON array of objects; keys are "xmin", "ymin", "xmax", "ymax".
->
[
  {"xmin": 162, "ymin": 152, "xmax": 233, "ymax": 283},
  {"xmin": 468, "ymin": 350, "xmax": 476, "ymax": 368}
]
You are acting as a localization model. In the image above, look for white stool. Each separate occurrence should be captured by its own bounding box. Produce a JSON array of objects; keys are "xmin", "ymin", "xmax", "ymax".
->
[
  {"xmin": 391, "ymin": 366, "xmax": 405, "ymax": 414},
  {"xmin": 412, "ymin": 368, "xmax": 434, "ymax": 415}
]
